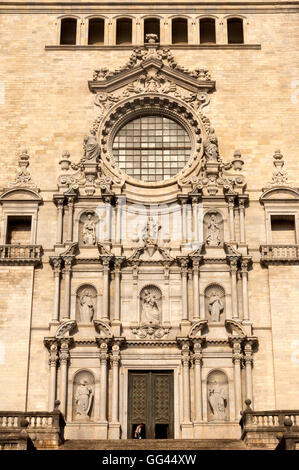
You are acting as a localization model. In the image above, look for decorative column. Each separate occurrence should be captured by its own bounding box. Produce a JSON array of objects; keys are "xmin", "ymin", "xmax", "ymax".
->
[
  {"xmin": 244, "ymin": 341, "xmax": 254, "ymax": 405},
  {"xmin": 180, "ymin": 340, "xmax": 193, "ymax": 438},
  {"xmin": 239, "ymin": 199, "xmax": 246, "ymax": 244},
  {"xmin": 193, "ymin": 339, "xmax": 203, "ymax": 428},
  {"xmin": 232, "ymin": 339, "xmax": 243, "ymax": 420},
  {"xmin": 191, "ymin": 197, "xmax": 200, "ymax": 244},
  {"xmin": 50, "ymin": 257, "xmax": 62, "ymax": 322},
  {"xmin": 241, "ymin": 258, "xmax": 250, "ymax": 322},
  {"xmin": 66, "ymin": 196, "xmax": 75, "ymax": 242},
  {"xmin": 100, "ymin": 256, "xmax": 112, "ymax": 322},
  {"xmin": 113, "ymin": 257, "xmax": 125, "ymax": 324},
  {"xmin": 115, "ymin": 196, "xmax": 123, "ymax": 244},
  {"xmin": 59, "ymin": 338, "xmax": 72, "ymax": 417},
  {"xmin": 229, "ymin": 257, "xmax": 239, "ymax": 320},
  {"xmin": 44, "ymin": 339, "xmax": 58, "ymax": 412},
  {"xmin": 179, "ymin": 196, "xmax": 188, "ymax": 245},
  {"xmin": 178, "ymin": 257, "xmax": 190, "ymax": 333},
  {"xmin": 191, "ymin": 258, "xmax": 201, "ymax": 321},
  {"xmin": 97, "ymin": 340, "xmax": 109, "ymax": 439},
  {"xmin": 62, "ymin": 256, "xmax": 74, "ymax": 319},
  {"xmin": 54, "ymin": 197, "xmax": 64, "ymax": 245},
  {"xmin": 109, "ymin": 341, "xmax": 123, "ymax": 439},
  {"xmin": 227, "ymin": 196, "xmax": 236, "ymax": 243}
]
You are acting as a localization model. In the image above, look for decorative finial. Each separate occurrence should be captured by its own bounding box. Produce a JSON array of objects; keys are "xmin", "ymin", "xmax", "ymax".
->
[
  {"xmin": 244, "ymin": 398, "xmax": 252, "ymax": 411},
  {"xmin": 59, "ymin": 151, "xmax": 71, "ymax": 171},
  {"xmin": 270, "ymin": 149, "xmax": 288, "ymax": 186},
  {"xmin": 145, "ymin": 33, "xmax": 158, "ymax": 44},
  {"xmin": 9, "ymin": 149, "xmax": 39, "ymax": 191},
  {"xmin": 232, "ymin": 150, "xmax": 244, "ymax": 171}
]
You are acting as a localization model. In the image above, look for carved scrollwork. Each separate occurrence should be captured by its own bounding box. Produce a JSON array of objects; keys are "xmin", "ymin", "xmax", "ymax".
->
[{"xmin": 131, "ymin": 324, "xmax": 171, "ymax": 339}]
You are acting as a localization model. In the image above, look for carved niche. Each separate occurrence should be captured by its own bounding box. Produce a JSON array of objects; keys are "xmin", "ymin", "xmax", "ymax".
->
[
  {"xmin": 76, "ymin": 285, "xmax": 97, "ymax": 323},
  {"xmin": 140, "ymin": 285, "xmax": 162, "ymax": 326},
  {"xmin": 203, "ymin": 211, "xmax": 223, "ymax": 246},
  {"xmin": 207, "ymin": 370, "xmax": 229, "ymax": 422},
  {"xmin": 79, "ymin": 211, "xmax": 99, "ymax": 246},
  {"xmin": 205, "ymin": 284, "xmax": 225, "ymax": 322},
  {"xmin": 72, "ymin": 370, "xmax": 95, "ymax": 421}
]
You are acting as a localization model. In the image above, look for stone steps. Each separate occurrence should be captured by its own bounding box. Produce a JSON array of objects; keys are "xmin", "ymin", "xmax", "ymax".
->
[{"xmin": 60, "ymin": 439, "xmax": 251, "ymax": 450}]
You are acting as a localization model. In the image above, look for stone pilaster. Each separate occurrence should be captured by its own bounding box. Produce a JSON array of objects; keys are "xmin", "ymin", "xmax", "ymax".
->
[
  {"xmin": 62, "ymin": 255, "xmax": 74, "ymax": 320},
  {"xmin": 50, "ymin": 257, "xmax": 62, "ymax": 322},
  {"xmin": 178, "ymin": 257, "xmax": 190, "ymax": 334},
  {"xmin": 227, "ymin": 196, "xmax": 236, "ymax": 243},
  {"xmin": 179, "ymin": 339, "xmax": 193, "ymax": 438},
  {"xmin": 244, "ymin": 340, "xmax": 254, "ymax": 405},
  {"xmin": 66, "ymin": 196, "xmax": 75, "ymax": 242},
  {"xmin": 100, "ymin": 256, "xmax": 112, "ymax": 321},
  {"xmin": 190, "ymin": 256, "xmax": 202, "ymax": 321},
  {"xmin": 239, "ymin": 199, "xmax": 246, "ymax": 244},
  {"xmin": 53, "ymin": 196, "xmax": 64, "ymax": 245},
  {"xmin": 97, "ymin": 339, "xmax": 109, "ymax": 439},
  {"xmin": 229, "ymin": 257, "xmax": 239, "ymax": 320},
  {"xmin": 241, "ymin": 258, "xmax": 251, "ymax": 322},
  {"xmin": 193, "ymin": 339, "xmax": 203, "ymax": 423},
  {"xmin": 58, "ymin": 338, "xmax": 72, "ymax": 418},
  {"xmin": 232, "ymin": 339, "xmax": 243, "ymax": 420},
  {"xmin": 44, "ymin": 338, "xmax": 58, "ymax": 412},
  {"xmin": 109, "ymin": 340, "xmax": 124, "ymax": 439}
]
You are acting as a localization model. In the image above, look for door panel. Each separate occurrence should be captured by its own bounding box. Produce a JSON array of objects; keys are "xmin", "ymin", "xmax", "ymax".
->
[{"xmin": 128, "ymin": 370, "xmax": 174, "ymax": 439}]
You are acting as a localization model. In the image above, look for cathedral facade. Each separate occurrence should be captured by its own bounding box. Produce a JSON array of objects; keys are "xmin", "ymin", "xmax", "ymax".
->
[{"xmin": 0, "ymin": 1, "xmax": 298, "ymax": 446}]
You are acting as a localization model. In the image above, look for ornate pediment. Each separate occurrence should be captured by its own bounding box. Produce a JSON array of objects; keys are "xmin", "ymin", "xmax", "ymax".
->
[
  {"xmin": 127, "ymin": 240, "xmax": 174, "ymax": 265},
  {"xmin": 89, "ymin": 43, "xmax": 215, "ymax": 119},
  {"xmin": 0, "ymin": 188, "xmax": 42, "ymax": 203}
]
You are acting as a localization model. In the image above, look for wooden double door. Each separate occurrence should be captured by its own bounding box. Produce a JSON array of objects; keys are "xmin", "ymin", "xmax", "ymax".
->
[{"xmin": 128, "ymin": 370, "xmax": 174, "ymax": 439}]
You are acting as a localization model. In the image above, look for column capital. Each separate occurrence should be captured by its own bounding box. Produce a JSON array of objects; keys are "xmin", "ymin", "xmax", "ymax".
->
[
  {"xmin": 50, "ymin": 256, "xmax": 63, "ymax": 276},
  {"xmin": 226, "ymin": 195, "xmax": 236, "ymax": 207},
  {"xmin": 231, "ymin": 339, "xmax": 243, "ymax": 365},
  {"xmin": 114, "ymin": 256, "xmax": 125, "ymax": 271},
  {"xmin": 192, "ymin": 339, "xmax": 203, "ymax": 365},
  {"xmin": 110, "ymin": 343, "xmax": 120, "ymax": 367},
  {"xmin": 96, "ymin": 339, "xmax": 109, "ymax": 363},
  {"xmin": 177, "ymin": 338, "xmax": 191, "ymax": 366},
  {"xmin": 240, "ymin": 257, "xmax": 251, "ymax": 273},
  {"xmin": 100, "ymin": 255, "xmax": 113, "ymax": 269},
  {"xmin": 228, "ymin": 256, "xmax": 239, "ymax": 271},
  {"xmin": 177, "ymin": 256, "xmax": 189, "ymax": 271},
  {"xmin": 59, "ymin": 339, "xmax": 72, "ymax": 365},
  {"xmin": 63, "ymin": 255, "xmax": 75, "ymax": 271}
]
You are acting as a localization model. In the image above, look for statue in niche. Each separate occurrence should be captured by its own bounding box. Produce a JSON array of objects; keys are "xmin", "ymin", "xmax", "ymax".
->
[
  {"xmin": 83, "ymin": 131, "xmax": 101, "ymax": 161},
  {"xmin": 75, "ymin": 379, "xmax": 93, "ymax": 420},
  {"xmin": 203, "ymin": 128, "xmax": 219, "ymax": 162},
  {"xmin": 79, "ymin": 289, "xmax": 95, "ymax": 322},
  {"xmin": 205, "ymin": 213, "xmax": 221, "ymax": 246},
  {"xmin": 208, "ymin": 378, "xmax": 228, "ymax": 421},
  {"xmin": 83, "ymin": 213, "xmax": 96, "ymax": 245},
  {"xmin": 142, "ymin": 217, "xmax": 161, "ymax": 243},
  {"xmin": 141, "ymin": 288, "xmax": 161, "ymax": 326},
  {"xmin": 208, "ymin": 291, "xmax": 224, "ymax": 322}
]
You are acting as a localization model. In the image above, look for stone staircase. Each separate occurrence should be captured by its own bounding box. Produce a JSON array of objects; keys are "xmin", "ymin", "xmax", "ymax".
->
[{"xmin": 59, "ymin": 439, "xmax": 252, "ymax": 450}]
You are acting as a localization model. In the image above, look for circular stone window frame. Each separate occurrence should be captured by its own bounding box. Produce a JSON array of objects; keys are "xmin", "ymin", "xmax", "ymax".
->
[{"xmin": 99, "ymin": 94, "xmax": 204, "ymax": 189}]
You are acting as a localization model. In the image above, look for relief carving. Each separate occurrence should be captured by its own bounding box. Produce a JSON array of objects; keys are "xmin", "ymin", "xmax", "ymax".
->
[
  {"xmin": 80, "ymin": 212, "xmax": 98, "ymax": 246},
  {"xmin": 140, "ymin": 286, "xmax": 162, "ymax": 326}
]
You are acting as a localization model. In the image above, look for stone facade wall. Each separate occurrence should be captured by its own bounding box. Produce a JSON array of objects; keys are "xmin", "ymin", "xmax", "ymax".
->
[{"xmin": 0, "ymin": 3, "xmax": 298, "ymax": 439}]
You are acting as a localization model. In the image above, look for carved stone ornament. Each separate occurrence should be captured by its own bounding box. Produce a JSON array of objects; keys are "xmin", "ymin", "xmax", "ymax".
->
[
  {"xmin": 79, "ymin": 212, "xmax": 98, "ymax": 246},
  {"xmin": 55, "ymin": 320, "xmax": 77, "ymax": 338},
  {"xmin": 189, "ymin": 320, "xmax": 208, "ymax": 338},
  {"xmin": 269, "ymin": 150, "xmax": 289, "ymax": 186},
  {"xmin": 207, "ymin": 370, "xmax": 229, "ymax": 422},
  {"xmin": 204, "ymin": 211, "xmax": 223, "ymax": 246},
  {"xmin": 94, "ymin": 320, "xmax": 113, "ymax": 338},
  {"xmin": 73, "ymin": 371, "xmax": 95, "ymax": 421},
  {"xmin": 77, "ymin": 285, "xmax": 97, "ymax": 323},
  {"xmin": 131, "ymin": 324, "xmax": 171, "ymax": 339},
  {"xmin": 140, "ymin": 285, "xmax": 162, "ymax": 326},
  {"xmin": 9, "ymin": 150, "xmax": 39, "ymax": 191}
]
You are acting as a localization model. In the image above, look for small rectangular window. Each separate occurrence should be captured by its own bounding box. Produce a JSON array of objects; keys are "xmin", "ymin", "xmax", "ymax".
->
[
  {"xmin": 6, "ymin": 216, "xmax": 32, "ymax": 244},
  {"xmin": 271, "ymin": 215, "xmax": 296, "ymax": 244}
]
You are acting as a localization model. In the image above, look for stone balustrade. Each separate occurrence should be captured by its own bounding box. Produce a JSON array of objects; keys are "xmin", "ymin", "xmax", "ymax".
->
[
  {"xmin": 240, "ymin": 408, "xmax": 299, "ymax": 449},
  {"xmin": 0, "ymin": 244, "xmax": 42, "ymax": 265},
  {"xmin": 0, "ymin": 411, "xmax": 65, "ymax": 449},
  {"xmin": 260, "ymin": 244, "xmax": 299, "ymax": 263}
]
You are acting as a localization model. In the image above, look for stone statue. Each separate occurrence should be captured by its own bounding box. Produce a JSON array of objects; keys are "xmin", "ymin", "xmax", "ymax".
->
[
  {"xmin": 208, "ymin": 379, "xmax": 227, "ymax": 421},
  {"xmin": 206, "ymin": 214, "xmax": 221, "ymax": 246},
  {"xmin": 83, "ymin": 131, "xmax": 101, "ymax": 161},
  {"xmin": 141, "ymin": 289, "xmax": 160, "ymax": 326},
  {"xmin": 75, "ymin": 379, "xmax": 93, "ymax": 419},
  {"xmin": 208, "ymin": 291, "xmax": 224, "ymax": 322},
  {"xmin": 203, "ymin": 129, "xmax": 219, "ymax": 162},
  {"xmin": 142, "ymin": 217, "xmax": 161, "ymax": 243},
  {"xmin": 79, "ymin": 289, "xmax": 95, "ymax": 322},
  {"xmin": 83, "ymin": 214, "xmax": 96, "ymax": 245}
]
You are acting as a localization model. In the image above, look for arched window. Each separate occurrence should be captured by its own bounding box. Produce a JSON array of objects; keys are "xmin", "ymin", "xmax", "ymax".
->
[
  {"xmin": 227, "ymin": 18, "xmax": 244, "ymax": 44},
  {"xmin": 200, "ymin": 18, "xmax": 216, "ymax": 44},
  {"xmin": 144, "ymin": 18, "xmax": 160, "ymax": 42},
  {"xmin": 60, "ymin": 18, "xmax": 77, "ymax": 45},
  {"xmin": 88, "ymin": 18, "xmax": 104, "ymax": 45},
  {"xmin": 172, "ymin": 18, "xmax": 188, "ymax": 44},
  {"xmin": 116, "ymin": 18, "xmax": 132, "ymax": 45}
]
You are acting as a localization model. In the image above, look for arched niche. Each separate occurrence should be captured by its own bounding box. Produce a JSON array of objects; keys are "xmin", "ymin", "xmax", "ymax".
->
[
  {"xmin": 72, "ymin": 370, "xmax": 95, "ymax": 421},
  {"xmin": 207, "ymin": 370, "xmax": 229, "ymax": 422},
  {"xmin": 79, "ymin": 211, "xmax": 99, "ymax": 246},
  {"xmin": 203, "ymin": 211, "xmax": 223, "ymax": 246},
  {"xmin": 139, "ymin": 285, "xmax": 162, "ymax": 326},
  {"xmin": 76, "ymin": 284, "xmax": 97, "ymax": 323},
  {"xmin": 205, "ymin": 284, "xmax": 225, "ymax": 322}
]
